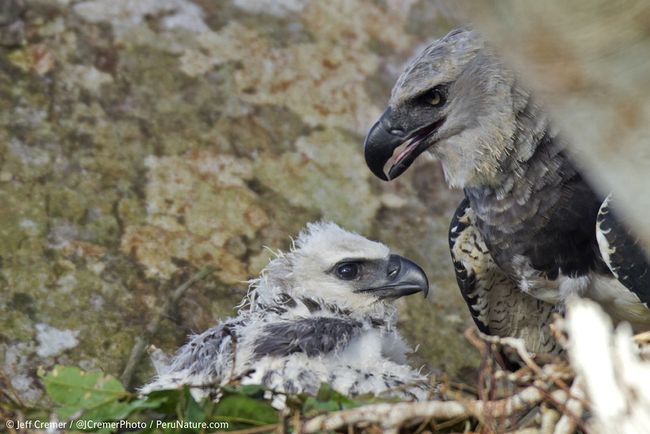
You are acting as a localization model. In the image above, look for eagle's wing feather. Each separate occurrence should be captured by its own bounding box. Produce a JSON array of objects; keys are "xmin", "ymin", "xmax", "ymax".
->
[
  {"xmin": 253, "ymin": 316, "xmax": 363, "ymax": 357},
  {"xmin": 596, "ymin": 196, "xmax": 650, "ymax": 306},
  {"xmin": 449, "ymin": 198, "xmax": 559, "ymax": 353}
]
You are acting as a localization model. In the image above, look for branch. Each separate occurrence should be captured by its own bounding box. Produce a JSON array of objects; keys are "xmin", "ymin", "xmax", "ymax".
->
[
  {"xmin": 302, "ymin": 381, "xmax": 556, "ymax": 432},
  {"xmin": 553, "ymin": 377, "xmax": 585, "ymax": 434}
]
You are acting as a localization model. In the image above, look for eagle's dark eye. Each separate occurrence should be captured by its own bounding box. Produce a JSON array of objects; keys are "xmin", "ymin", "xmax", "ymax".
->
[
  {"xmin": 335, "ymin": 262, "xmax": 360, "ymax": 280},
  {"xmin": 422, "ymin": 86, "xmax": 446, "ymax": 107}
]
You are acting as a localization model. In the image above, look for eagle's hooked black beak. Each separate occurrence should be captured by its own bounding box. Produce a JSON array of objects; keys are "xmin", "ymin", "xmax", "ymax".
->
[
  {"xmin": 364, "ymin": 117, "xmax": 400, "ymax": 181},
  {"xmin": 356, "ymin": 254, "xmax": 429, "ymax": 299},
  {"xmin": 364, "ymin": 109, "xmax": 443, "ymax": 181}
]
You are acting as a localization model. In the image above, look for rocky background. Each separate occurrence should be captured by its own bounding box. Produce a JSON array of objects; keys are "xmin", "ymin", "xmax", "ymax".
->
[{"xmin": 1, "ymin": 0, "xmax": 479, "ymax": 404}]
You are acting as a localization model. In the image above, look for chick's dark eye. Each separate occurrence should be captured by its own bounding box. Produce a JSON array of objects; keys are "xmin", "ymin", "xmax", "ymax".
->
[{"xmin": 336, "ymin": 262, "xmax": 360, "ymax": 280}]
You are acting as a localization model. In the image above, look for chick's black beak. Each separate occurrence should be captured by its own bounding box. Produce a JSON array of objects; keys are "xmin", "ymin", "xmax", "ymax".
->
[
  {"xmin": 363, "ymin": 110, "xmax": 403, "ymax": 181},
  {"xmin": 357, "ymin": 254, "xmax": 429, "ymax": 299}
]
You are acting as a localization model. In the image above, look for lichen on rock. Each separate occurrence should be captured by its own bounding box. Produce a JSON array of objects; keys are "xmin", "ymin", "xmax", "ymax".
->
[
  {"xmin": 122, "ymin": 150, "xmax": 269, "ymax": 283},
  {"xmin": 0, "ymin": 0, "xmax": 475, "ymax": 404}
]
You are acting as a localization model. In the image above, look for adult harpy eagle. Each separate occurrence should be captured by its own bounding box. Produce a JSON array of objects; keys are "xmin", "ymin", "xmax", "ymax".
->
[
  {"xmin": 141, "ymin": 222, "xmax": 431, "ymax": 400},
  {"xmin": 363, "ymin": 28, "xmax": 650, "ymax": 353}
]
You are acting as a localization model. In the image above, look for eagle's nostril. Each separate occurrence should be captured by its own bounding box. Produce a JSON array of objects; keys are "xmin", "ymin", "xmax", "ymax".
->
[{"xmin": 387, "ymin": 255, "xmax": 401, "ymax": 278}]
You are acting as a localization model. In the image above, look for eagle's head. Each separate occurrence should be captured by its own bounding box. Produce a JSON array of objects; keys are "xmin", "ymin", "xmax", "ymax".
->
[
  {"xmin": 364, "ymin": 28, "xmax": 528, "ymax": 189},
  {"xmin": 253, "ymin": 221, "xmax": 429, "ymax": 311}
]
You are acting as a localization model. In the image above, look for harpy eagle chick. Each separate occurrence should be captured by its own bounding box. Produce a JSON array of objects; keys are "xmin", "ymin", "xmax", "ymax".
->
[
  {"xmin": 364, "ymin": 28, "xmax": 650, "ymax": 353},
  {"xmin": 141, "ymin": 222, "xmax": 431, "ymax": 400}
]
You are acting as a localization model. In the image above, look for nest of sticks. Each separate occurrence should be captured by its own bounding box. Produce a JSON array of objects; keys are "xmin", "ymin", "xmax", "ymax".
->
[{"xmin": 298, "ymin": 315, "xmax": 650, "ymax": 434}]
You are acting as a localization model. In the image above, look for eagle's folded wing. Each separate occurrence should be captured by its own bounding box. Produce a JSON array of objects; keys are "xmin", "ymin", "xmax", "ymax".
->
[
  {"xmin": 449, "ymin": 198, "xmax": 559, "ymax": 354},
  {"xmin": 597, "ymin": 196, "xmax": 650, "ymax": 307}
]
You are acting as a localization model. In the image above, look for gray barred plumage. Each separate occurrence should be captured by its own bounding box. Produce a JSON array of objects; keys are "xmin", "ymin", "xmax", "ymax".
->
[{"xmin": 364, "ymin": 28, "xmax": 650, "ymax": 354}]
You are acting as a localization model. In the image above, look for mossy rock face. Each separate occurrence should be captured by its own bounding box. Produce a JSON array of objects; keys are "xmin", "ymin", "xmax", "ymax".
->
[{"xmin": 0, "ymin": 0, "xmax": 476, "ymax": 403}]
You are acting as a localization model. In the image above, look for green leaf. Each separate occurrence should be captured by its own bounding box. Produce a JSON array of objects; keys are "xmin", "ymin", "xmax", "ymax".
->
[
  {"xmin": 214, "ymin": 393, "xmax": 278, "ymax": 427},
  {"xmin": 302, "ymin": 396, "xmax": 341, "ymax": 415},
  {"xmin": 182, "ymin": 387, "xmax": 206, "ymax": 423},
  {"xmin": 40, "ymin": 366, "xmax": 125, "ymax": 418},
  {"xmin": 302, "ymin": 383, "xmax": 367, "ymax": 417},
  {"xmin": 139, "ymin": 388, "xmax": 184, "ymax": 415},
  {"xmin": 315, "ymin": 383, "xmax": 355, "ymax": 404},
  {"xmin": 39, "ymin": 365, "xmax": 161, "ymax": 423},
  {"xmin": 236, "ymin": 384, "xmax": 266, "ymax": 397}
]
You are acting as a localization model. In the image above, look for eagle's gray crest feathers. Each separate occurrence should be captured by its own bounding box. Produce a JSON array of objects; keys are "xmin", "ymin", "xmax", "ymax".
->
[{"xmin": 141, "ymin": 221, "xmax": 431, "ymax": 401}]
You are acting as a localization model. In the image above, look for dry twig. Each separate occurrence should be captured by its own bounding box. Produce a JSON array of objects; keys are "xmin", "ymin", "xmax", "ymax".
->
[
  {"xmin": 302, "ymin": 382, "xmax": 556, "ymax": 433},
  {"xmin": 553, "ymin": 377, "xmax": 585, "ymax": 434}
]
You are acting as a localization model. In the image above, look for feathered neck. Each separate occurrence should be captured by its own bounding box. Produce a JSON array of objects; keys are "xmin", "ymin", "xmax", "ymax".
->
[{"xmin": 465, "ymin": 84, "xmax": 572, "ymax": 203}]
